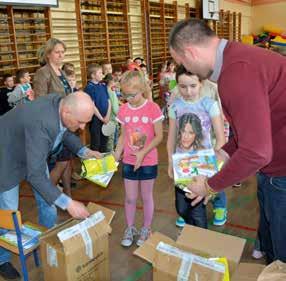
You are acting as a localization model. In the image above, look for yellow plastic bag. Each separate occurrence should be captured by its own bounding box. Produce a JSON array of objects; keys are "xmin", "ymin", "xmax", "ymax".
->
[{"xmin": 81, "ymin": 154, "xmax": 117, "ymax": 177}]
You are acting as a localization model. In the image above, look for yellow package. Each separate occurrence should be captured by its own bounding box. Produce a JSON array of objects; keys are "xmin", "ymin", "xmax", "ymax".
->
[
  {"xmin": 210, "ymin": 257, "xmax": 230, "ymax": 281},
  {"xmin": 81, "ymin": 154, "xmax": 118, "ymax": 177}
]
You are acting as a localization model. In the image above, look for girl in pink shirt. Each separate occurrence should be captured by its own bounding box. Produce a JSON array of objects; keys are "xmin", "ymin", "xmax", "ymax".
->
[{"xmin": 115, "ymin": 71, "xmax": 164, "ymax": 247}]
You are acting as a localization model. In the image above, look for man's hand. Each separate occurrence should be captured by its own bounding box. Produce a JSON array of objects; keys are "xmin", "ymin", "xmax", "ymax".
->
[
  {"xmin": 67, "ymin": 200, "xmax": 90, "ymax": 219},
  {"xmin": 132, "ymin": 150, "xmax": 145, "ymax": 171},
  {"xmin": 85, "ymin": 149, "xmax": 102, "ymax": 159},
  {"xmin": 186, "ymin": 175, "xmax": 208, "ymax": 206}
]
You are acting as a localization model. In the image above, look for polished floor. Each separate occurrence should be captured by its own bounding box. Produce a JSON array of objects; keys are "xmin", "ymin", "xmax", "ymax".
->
[{"xmin": 1, "ymin": 126, "xmax": 264, "ymax": 281}]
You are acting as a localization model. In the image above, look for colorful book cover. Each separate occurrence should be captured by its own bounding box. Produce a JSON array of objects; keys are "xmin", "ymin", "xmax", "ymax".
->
[
  {"xmin": 81, "ymin": 154, "xmax": 119, "ymax": 188},
  {"xmin": 84, "ymin": 171, "xmax": 115, "ymax": 188},
  {"xmin": 0, "ymin": 224, "xmax": 42, "ymax": 250},
  {"xmin": 172, "ymin": 148, "xmax": 219, "ymax": 190}
]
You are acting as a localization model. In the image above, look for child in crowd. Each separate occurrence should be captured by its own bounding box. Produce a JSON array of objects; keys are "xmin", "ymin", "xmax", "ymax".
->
[
  {"xmin": 133, "ymin": 57, "xmax": 144, "ymax": 67},
  {"xmin": 140, "ymin": 63, "xmax": 153, "ymax": 89},
  {"xmin": 84, "ymin": 64, "xmax": 111, "ymax": 152},
  {"xmin": 171, "ymin": 113, "xmax": 208, "ymax": 227},
  {"xmin": 159, "ymin": 60, "xmax": 177, "ymax": 118},
  {"xmin": 167, "ymin": 65, "xmax": 225, "ymax": 229},
  {"xmin": 103, "ymin": 73, "xmax": 120, "ymax": 151},
  {"xmin": 65, "ymin": 69, "xmax": 79, "ymax": 93},
  {"xmin": 0, "ymin": 74, "xmax": 15, "ymax": 115},
  {"xmin": 112, "ymin": 66, "xmax": 123, "ymax": 104},
  {"xmin": 62, "ymin": 62, "xmax": 75, "ymax": 75},
  {"xmin": 102, "ymin": 61, "xmax": 113, "ymax": 76},
  {"xmin": 114, "ymin": 70, "xmax": 163, "ymax": 247},
  {"xmin": 8, "ymin": 70, "xmax": 34, "ymax": 107}
]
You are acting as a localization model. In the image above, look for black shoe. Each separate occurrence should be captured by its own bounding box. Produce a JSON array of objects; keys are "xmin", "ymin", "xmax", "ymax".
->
[{"xmin": 0, "ymin": 262, "xmax": 20, "ymax": 280}]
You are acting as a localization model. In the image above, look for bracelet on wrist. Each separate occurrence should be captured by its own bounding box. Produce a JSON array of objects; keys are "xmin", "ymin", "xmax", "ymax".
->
[{"xmin": 205, "ymin": 179, "xmax": 218, "ymax": 197}]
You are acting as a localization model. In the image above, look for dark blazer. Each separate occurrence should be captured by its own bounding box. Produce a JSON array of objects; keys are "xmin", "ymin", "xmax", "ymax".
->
[
  {"xmin": 0, "ymin": 94, "xmax": 83, "ymax": 204},
  {"xmin": 33, "ymin": 64, "xmax": 67, "ymax": 98}
]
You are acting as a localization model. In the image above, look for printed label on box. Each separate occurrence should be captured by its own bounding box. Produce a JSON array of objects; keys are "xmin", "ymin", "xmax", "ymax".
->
[{"xmin": 47, "ymin": 244, "xmax": 58, "ymax": 267}]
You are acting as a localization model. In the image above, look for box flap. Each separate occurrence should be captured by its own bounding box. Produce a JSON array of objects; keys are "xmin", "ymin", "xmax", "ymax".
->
[
  {"xmin": 154, "ymin": 241, "xmax": 225, "ymax": 280},
  {"xmin": 40, "ymin": 218, "xmax": 76, "ymax": 253},
  {"xmin": 133, "ymin": 232, "xmax": 176, "ymax": 264},
  {"xmin": 87, "ymin": 203, "xmax": 115, "ymax": 225},
  {"xmin": 177, "ymin": 225, "xmax": 246, "ymax": 274},
  {"xmin": 232, "ymin": 263, "xmax": 265, "ymax": 281}
]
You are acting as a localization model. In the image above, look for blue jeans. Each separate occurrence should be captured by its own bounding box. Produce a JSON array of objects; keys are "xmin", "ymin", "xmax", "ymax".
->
[
  {"xmin": 175, "ymin": 187, "xmax": 207, "ymax": 228},
  {"xmin": 0, "ymin": 184, "xmax": 57, "ymax": 265},
  {"xmin": 212, "ymin": 191, "xmax": 227, "ymax": 209},
  {"xmin": 257, "ymin": 172, "xmax": 286, "ymax": 263}
]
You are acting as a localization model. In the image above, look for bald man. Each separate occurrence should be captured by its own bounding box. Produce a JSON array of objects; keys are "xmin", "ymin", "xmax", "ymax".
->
[{"xmin": 0, "ymin": 92, "xmax": 100, "ymax": 279}]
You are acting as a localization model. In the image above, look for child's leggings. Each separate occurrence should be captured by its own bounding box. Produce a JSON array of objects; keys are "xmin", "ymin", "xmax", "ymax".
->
[{"xmin": 124, "ymin": 179, "xmax": 155, "ymax": 228}]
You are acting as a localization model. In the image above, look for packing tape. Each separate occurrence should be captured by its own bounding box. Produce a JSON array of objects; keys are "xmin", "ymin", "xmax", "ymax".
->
[
  {"xmin": 81, "ymin": 229, "xmax": 93, "ymax": 259},
  {"xmin": 47, "ymin": 244, "xmax": 58, "ymax": 267},
  {"xmin": 156, "ymin": 242, "xmax": 225, "ymax": 280},
  {"xmin": 178, "ymin": 257, "xmax": 193, "ymax": 281},
  {"xmin": 57, "ymin": 211, "xmax": 105, "ymax": 242}
]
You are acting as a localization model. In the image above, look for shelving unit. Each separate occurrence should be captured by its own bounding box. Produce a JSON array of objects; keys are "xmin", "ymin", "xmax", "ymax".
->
[
  {"xmin": 144, "ymin": 0, "xmax": 177, "ymax": 98},
  {"xmin": 212, "ymin": 10, "xmax": 242, "ymax": 41},
  {"xmin": 76, "ymin": 0, "xmax": 130, "ymax": 85},
  {"xmin": 107, "ymin": 0, "xmax": 130, "ymax": 68},
  {"xmin": 0, "ymin": 6, "xmax": 51, "ymax": 85},
  {"xmin": 186, "ymin": 0, "xmax": 201, "ymax": 19}
]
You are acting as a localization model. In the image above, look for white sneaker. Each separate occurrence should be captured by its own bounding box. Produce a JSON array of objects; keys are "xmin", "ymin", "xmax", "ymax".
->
[
  {"xmin": 136, "ymin": 227, "xmax": 151, "ymax": 247},
  {"xmin": 252, "ymin": 249, "xmax": 265, "ymax": 259},
  {"xmin": 121, "ymin": 226, "xmax": 137, "ymax": 247}
]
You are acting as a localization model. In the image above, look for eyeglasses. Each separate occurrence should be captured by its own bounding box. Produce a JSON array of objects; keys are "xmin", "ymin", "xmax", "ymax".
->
[{"xmin": 123, "ymin": 92, "xmax": 140, "ymax": 101}]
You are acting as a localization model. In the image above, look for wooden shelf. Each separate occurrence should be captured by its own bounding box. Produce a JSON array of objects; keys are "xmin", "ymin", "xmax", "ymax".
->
[
  {"xmin": 0, "ymin": 6, "xmax": 50, "ymax": 84},
  {"xmin": 76, "ymin": 0, "xmax": 130, "ymax": 84}
]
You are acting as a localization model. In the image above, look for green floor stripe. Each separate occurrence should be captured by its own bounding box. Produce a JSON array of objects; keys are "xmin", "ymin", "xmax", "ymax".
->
[{"xmin": 122, "ymin": 264, "xmax": 152, "ymax": 281}]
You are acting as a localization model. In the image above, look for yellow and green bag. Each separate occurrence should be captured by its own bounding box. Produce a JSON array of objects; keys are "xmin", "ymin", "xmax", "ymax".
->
[{"xmin": 81, "ymin": 154, "xmax": 117, "ymax": 177}]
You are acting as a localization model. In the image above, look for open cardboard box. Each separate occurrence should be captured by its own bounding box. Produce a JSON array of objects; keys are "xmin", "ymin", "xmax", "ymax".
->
[
  {"xmin": 134, "ymin": 225, "xmax": 246, "ymax": 281},
  {"xmin": 40, "ymin": 203, "xmax": 115, "ymax": 281},
  {"xmin": 232, "ymin": 262, "xmax": 266, "ymax": 281}
]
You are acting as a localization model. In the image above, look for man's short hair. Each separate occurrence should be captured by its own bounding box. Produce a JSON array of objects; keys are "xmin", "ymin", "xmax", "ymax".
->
[{"xmin": 169, "ymin": 19, "xmax": 216, "ymax": 52}]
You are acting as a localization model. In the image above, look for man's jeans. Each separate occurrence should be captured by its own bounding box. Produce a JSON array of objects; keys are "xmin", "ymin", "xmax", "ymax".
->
[
  {"xmin": 0, "ymin": 185, "xmax": 57, "ymax": 265},
  {"xmin": 257, "ymin": 172, "xmax": 286, "ymax": 263}
]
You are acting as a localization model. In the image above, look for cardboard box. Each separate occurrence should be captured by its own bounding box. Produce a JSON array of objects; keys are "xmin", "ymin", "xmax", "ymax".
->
[
  {"xmin": 134, "ymin": 225, "xmax": 246, "ymax": 281},
  {"xmin": 40, "ymin": 203, "xmax": 115, "ymax": 281},
  {"xmin": 232, "ymin": 263, "xmax": 266, "ymax": 281}
]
